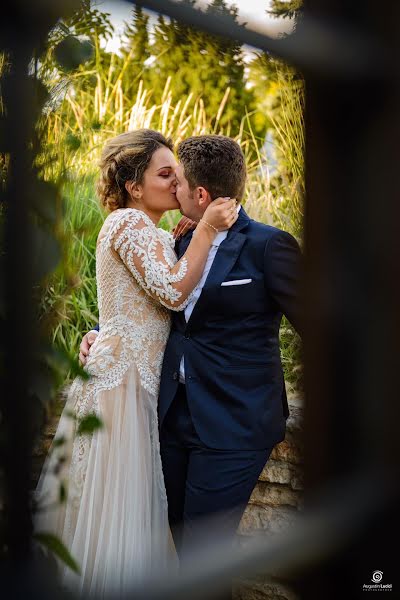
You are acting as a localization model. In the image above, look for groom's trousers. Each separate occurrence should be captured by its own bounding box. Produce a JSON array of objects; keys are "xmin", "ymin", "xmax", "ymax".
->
[{"xmin": 160, "ymin": 383, "xmax": 273, "ymax": 559}]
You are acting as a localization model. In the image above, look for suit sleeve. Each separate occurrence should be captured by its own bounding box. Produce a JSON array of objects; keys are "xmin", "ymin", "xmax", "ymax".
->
[{"xmin": 263, "ymin": 230, "xmax": 303, "ymax": 336}]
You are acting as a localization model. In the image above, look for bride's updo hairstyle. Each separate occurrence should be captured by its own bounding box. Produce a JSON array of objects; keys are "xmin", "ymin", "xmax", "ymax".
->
[{"xmin": 97, "ymin": 129, "xmax": 174, "ymax": 212}]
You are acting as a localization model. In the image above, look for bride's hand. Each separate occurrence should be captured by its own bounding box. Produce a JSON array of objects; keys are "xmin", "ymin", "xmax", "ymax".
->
[
  {"xmin": 202, "ymin": 197, "xmax": 238, "ymax": 232},
  {"xmin": 172, "ymin": 216, "xmax": 197, "ymax": 240}
]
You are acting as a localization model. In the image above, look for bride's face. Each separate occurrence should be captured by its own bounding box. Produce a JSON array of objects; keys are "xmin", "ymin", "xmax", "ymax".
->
[{"xmin": 137, "ymin": 146, "xmax": 179, "ymax": 213}]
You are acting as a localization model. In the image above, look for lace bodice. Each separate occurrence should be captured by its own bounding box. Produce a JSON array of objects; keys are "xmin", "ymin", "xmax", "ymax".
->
[{"xmin": 78, "ymin": 208, "xmax": 191, "ymax": 402}]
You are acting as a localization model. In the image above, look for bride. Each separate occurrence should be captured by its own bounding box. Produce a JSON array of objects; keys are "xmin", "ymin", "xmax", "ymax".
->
[{"xmin": 34, "ymin": 129, "xmax": 238, "ymax": 597}]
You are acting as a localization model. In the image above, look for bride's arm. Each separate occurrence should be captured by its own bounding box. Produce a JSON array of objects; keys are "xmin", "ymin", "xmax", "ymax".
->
[{"xmin": 111, "ymin": 200, "xmax": 236, "ymax": 311}]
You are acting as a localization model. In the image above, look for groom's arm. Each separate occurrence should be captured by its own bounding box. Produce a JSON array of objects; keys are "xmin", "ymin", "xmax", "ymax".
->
[{"xmin": 263, "ymin": 230, "xmax": 304, "ymax": 336}]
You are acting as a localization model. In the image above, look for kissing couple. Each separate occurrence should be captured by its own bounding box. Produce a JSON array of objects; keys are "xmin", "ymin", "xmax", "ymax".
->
[{"xmin": 34, "ymin": 129, "xmax": 302, "ymax": 597}]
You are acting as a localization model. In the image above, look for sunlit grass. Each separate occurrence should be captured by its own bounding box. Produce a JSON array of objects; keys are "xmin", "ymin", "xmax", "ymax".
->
[{"xmin": 40, "ymin": 63, "xmax": 303, "ymax": 391}]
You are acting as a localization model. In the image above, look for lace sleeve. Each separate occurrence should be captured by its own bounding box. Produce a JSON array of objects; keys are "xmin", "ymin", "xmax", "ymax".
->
[
  {"xmin": 158, "ymin": 227, "xmax": 175, "ymax": 249},
  {"xmin": 110, "ymin": 209, "xmax": 192, "ymax": 311}
]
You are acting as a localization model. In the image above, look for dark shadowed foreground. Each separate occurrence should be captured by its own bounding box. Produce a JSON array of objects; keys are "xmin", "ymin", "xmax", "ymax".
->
[{"xmin": 1, "ymin": 1, "xmax": 399, "ymax": 598}]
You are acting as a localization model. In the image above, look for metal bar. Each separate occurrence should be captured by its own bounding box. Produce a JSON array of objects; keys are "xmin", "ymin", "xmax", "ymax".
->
[
  {"xmin": 2, "ymin": 48, "xmax": 34, "ymax": 563},
  {"xmin": 301, "ymin": 0, "xmax": 400, "ymax": 596},
  {"xmin": 118, "ymin": 469, "xmax": 396, "ymax": 599},
  {"xmin": 1, "ymin": 1, "xmax": 398, "ymax": 598},
  {"xmin": 134, "ymin": 0, "xmax": 385, "ymax": 78},
  {"xmin": 0, "ymin": 1, "xmax": 79, "ymax": 596}
]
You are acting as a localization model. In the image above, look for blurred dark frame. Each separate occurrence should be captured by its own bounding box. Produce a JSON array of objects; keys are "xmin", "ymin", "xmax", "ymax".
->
[{"xmin": 0, "ymin": 0, "xmax": 399, "ymax": 598}]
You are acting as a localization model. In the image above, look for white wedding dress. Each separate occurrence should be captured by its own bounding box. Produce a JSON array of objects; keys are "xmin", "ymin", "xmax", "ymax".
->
[{"xmin": 34, "ymin": 208, "xmax": 190, "ymax": 597}]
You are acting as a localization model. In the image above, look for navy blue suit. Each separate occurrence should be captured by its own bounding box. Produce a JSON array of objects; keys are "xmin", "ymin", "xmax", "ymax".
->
[{"xmin": 159, "ymin": 207, "xmax": 302, "ymax": 556}]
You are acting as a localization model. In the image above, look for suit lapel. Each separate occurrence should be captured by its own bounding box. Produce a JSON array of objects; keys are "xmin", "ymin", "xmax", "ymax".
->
[
  {"xmin": 187, "ymin": 207, "xmax": 250, "ymax": 326},
  {"xmin": 176, "ymin": 230, "xmax": 193, "ymax": 259},
  {"xmin": 201, "ymin": 230, "xmax": 246, "ymax": 290}
]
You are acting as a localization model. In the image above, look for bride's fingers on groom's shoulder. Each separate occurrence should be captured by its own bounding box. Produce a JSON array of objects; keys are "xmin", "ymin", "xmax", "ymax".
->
[
  {"xmin": 173, "ymin": 217, "xmax": 186, "ymax": 238},
  {"xmin": 174, "ymin": 216, "xmax": 195, "ymax": 239},
  {"xmin": 175, "ymin": 225, "xmax": 185, "ymax": 239},
  {"xmin": 182, "ymin": 219, "xmax": 197, "ymax": 235},
  {"xmin": 177, "ymin": 217, "xmax": 189, "ymax": 234},
  {"xmin": 173, "ymin": 223, "xmax": 183, "ymax": 239}
]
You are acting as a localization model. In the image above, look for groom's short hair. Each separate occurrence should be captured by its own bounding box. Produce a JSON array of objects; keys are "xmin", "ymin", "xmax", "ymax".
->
[{"xmin": 177, "ymin": 135, "xmax": 246, "ymax": 201}]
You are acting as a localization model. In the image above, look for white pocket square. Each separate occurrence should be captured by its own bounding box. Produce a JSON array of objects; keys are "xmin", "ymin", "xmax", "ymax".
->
[{"xmin": 221, "ymin": 278, "xmax": 252, "ymax": 286}]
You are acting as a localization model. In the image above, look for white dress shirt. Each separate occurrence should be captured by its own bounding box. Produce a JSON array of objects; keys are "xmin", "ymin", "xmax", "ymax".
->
[{"xmin": 179, "ymin": 205, "xmax": 241, "ymax": 383}]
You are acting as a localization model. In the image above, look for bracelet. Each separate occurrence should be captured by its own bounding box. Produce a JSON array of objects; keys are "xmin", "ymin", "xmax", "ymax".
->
[{"xmin": 200, "ymin": 219, "xmax": 218, "ymax": 234}]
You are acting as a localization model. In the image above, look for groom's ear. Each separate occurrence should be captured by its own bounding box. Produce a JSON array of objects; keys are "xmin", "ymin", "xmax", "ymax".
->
[{"xmin": 196, "ymin": 186, "xmax": 212, "ymax": 209}]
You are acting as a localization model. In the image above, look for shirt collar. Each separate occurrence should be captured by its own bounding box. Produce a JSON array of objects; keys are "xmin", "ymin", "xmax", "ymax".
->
[{"xmin": 211, "ymin": 204, "xmax": 241, "ymax": 247}]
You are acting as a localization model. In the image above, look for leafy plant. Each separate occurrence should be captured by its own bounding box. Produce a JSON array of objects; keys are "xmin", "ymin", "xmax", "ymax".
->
[{"xmin": 33, "ymin": 532, "xmax": 81, "ymax": 574}]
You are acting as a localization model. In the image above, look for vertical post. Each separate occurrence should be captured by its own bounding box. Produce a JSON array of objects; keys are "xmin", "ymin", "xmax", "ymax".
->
[
  {"xmin": 1, "ymin": 43, "xmax": 36, "ymax": 574},
  {"xmin": 0, "ymin": 3, "xmax": 77, "ymax": 595},
  {"xmin": 301, "ymin": 0, "xmax": 400, "ymax": 596}
]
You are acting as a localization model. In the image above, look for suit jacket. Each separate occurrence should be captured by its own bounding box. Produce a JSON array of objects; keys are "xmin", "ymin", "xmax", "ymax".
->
[{"xmin": 158, "ymin": 207, "xmax": 302, "ymax": 450}]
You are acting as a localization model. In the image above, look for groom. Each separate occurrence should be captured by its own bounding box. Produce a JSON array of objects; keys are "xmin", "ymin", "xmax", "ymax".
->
[
  {"xmin": 80, "ymin": 135, "xmax": 302, "ymax": 560},
  {"xmin": 158, "ymin": 136, "xmax": 302, "ymax": 557}
]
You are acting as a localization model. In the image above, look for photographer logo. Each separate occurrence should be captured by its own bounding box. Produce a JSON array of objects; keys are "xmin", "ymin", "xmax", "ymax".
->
[{"xmin": 363, "ymin": 570, "xmax": 392, "ymax": 592}]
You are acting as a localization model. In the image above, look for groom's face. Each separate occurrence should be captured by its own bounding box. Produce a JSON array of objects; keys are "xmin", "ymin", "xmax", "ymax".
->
[{"xmin": 175, "ymin": 164, "xmax": 203, "ymax": 221}]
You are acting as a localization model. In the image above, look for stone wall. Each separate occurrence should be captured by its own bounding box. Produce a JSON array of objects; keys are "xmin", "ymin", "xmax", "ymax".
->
[
  {"xmin": 234, "ymin": 396, "xmax": 304, "ymax": 600},
  {"xmin": 32, "ymin": 397, "xmax": 65, "ymax": 488}
]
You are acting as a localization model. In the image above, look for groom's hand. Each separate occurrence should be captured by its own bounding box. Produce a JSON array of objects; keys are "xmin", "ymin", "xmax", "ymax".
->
[{"xmin": 79, "ymin": 330, "xmax": 98, "ymax": 365}]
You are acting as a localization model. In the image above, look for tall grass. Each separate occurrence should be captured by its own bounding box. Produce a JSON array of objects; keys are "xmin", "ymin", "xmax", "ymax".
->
[
  {"xmin": 40, "ymin": 66, "xmax": 304, "ymax": 392},
  {"xmin": 40, "ymin": 176, "xmax": 102, "ymax": 358},
  {"xmin": 265, "ymin": 66, "xmax": 305, "ymax": 394},
  {"xmin": 267, "ymin": 67, "xmax": 304, "ymax": 239}
]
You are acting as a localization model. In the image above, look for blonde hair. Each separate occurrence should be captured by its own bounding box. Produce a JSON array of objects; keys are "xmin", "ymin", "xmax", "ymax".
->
[{"xmin": 97, "ymin": 129, "xmax": 174, "ymax": 211}]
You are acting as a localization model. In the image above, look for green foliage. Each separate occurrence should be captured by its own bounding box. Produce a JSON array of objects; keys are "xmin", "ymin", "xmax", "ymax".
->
[
  {"xmin": 127, "ymin": 0, "xmax": 260, "ymax": 135},
  {"xmin": 268, "ymin": 65, "xmax": 304, "ymax": 239},
  {"xmin": 0, "ymin": 5, "xmax": 98, "ymax": 568},
  {"xmin": 37, "ymin": 1, "xmax": 113, "ymax": 86},
  {"xmin": 246, "ymin": 9, "xmax": 305, "ymax": 392},
  {"xmin": 247, "ymin": 53, "xmax": 304, "ymax": 239},
  {"xmin": 268, "ymin": 0, "xmax": 303, "ymax": 20},
  {"xmin": 54, "ymin": 35, "xmax": 94, "ymax": 73},
  {"xmin": 119, "ymin": 6, "xmax": 150, "ymax": 97},
  {"xmin": 35, "ymin": 0, "xmax": 304, "ymax": 393},
  {"xmin": 280, "ymin": 317, "xmax": 303, "ymax": 395},
  {"xmin": 63, "ymin": 0, "xmax": 114, "ymax": 40},
  {"xmin": 39, "ymin": 175, "xmax": 103, "ymax": 375},
  {"xmin": 77, "ymin": 413, "xmax": 103, "ymax": 435},
  {"xmin": 33, "ymin": 532, "xmax": 81, "ymax": 574}
]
